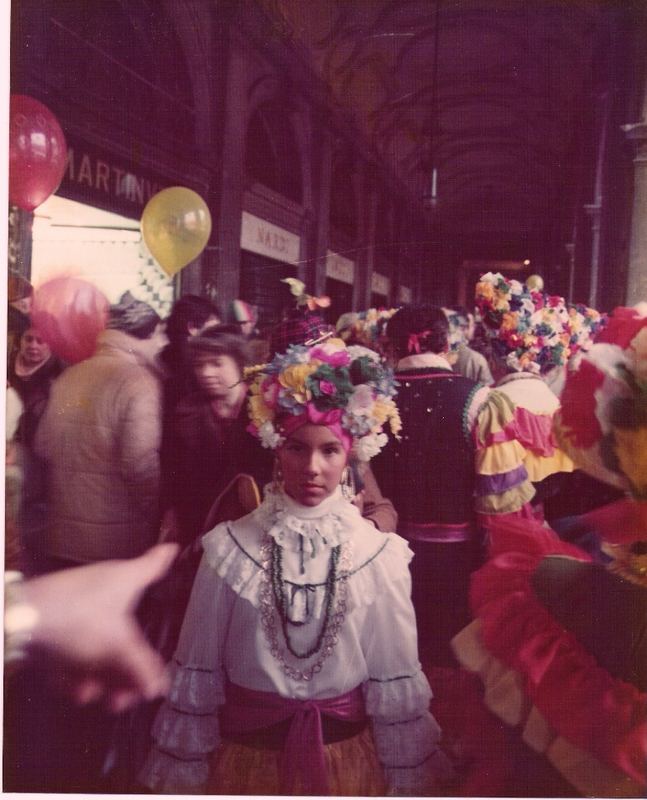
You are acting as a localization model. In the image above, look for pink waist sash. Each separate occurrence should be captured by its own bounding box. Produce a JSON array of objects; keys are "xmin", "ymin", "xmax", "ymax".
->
[
  {"xmin": 220, "ymin": 680, "xmax": 366, "ymax": 795},
  {"xmin": 399, "ymin": 519, "xmax": 476, "ymax": 543}
]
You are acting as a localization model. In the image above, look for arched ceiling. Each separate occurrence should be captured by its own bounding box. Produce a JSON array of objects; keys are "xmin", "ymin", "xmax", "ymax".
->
[{"xmin": 259, "ymin": 0, "xmax": 603, "ymax": 245}]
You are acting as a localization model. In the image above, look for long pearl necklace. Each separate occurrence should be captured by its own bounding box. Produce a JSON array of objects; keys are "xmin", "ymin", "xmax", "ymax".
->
[{"xmin": 258, "ymin": 534, "xmax": 351, "ymax": 682}]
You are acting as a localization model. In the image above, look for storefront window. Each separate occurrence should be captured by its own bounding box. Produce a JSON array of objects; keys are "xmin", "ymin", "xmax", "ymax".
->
[{"xmin": 31, "ymin": 194, "xmax": 174, "ymax": 314}]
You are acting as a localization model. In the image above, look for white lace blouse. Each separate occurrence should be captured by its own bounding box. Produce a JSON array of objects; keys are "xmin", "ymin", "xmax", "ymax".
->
[{"xmin": 140, "ymin": 486, "xmax": 446, "ymax": 794}]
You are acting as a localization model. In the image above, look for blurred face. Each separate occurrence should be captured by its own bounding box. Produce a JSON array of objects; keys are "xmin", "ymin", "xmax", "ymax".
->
[
  {"xmin": 277, "ymin": 424, "xmax": 348, "ymax": 506},
  {"xmin": 193, "ymin": 352, "xmax": 241, "ymax": 398},
  {"xmin": 19, "ymin": 329, "xmax": 50, "ymax": 367}
]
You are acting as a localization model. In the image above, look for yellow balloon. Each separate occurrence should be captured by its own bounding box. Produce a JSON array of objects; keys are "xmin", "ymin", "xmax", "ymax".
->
[
  {"xmin": 141, "ymin": 187, "xmax": 212, "ymax": 277},
  {"xmin": 526, "ymin": 274, "xmax": 544, "ymax": 292}
]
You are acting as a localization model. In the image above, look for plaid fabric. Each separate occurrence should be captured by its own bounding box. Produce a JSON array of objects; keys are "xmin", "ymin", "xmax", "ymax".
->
[{"xmin": 269, "ymin": 311, "xmax": 333, "ymax": 355}]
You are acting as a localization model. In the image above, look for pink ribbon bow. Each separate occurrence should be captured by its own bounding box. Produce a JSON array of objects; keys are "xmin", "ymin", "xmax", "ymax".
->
[
  {"xmin": 407, "ymin": 329, "xmax": 432, "ymax": 354},
  {"xmin": 220, "ymin": 681, "xmax": 366, "ymax": 794}
]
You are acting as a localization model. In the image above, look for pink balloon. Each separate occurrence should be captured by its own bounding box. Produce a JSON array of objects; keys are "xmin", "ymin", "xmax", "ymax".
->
[
  {"xmin": 31, "ymin": 276, "xmax": 109, "ymax": 364},
  {"xmin": 9, "ymin": 95, "xmax": 68, "ymax": 211}
]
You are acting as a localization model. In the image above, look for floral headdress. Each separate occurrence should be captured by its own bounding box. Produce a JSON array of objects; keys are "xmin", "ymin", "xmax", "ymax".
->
[
  {"xmin": 554, "ymin": 305, "xmax": 647, "ymax": 585},
  {"xmin": 475, "ymin": 272, "xmax": 572, "ymax": 374},
  {"xmin": 245, "ymin": 338, "xmax": 401, "ymax": 461},
  {"xmin": 442, "ymin": 308, "xmax": 467, "ymax": 352},
  {"xmin": 565, "ymin": 302, "xmax": 607, "ymax": 359},
  {"xmin": 336, "ymin": 307, "xmax": 399, "ymax": 351},
  {"xmin": 554, "ymin": 305, "xmax": 647, "ymax": 498}
]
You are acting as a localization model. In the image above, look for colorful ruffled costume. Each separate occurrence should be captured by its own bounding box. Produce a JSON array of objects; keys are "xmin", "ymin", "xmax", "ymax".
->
[
  {"xmin": 474, "ymin": 273, "xmax": 587, "ymax": 518},
  {"xmin": 453, "ymin": 304, "xmax": 647, "ymax": 797}
]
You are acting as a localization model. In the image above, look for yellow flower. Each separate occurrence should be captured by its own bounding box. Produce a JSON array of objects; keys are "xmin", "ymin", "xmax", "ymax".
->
[
  {"xmin": 500, "ymin": 312, "xmax": 518, "ymax": 332},
  {"xmin": 613, "ymin": 425, "xmax": 647, "ymax": 498},
  {"xmin": 248, "ymin": 393, "xmax": 273, "ymax": 426},
  {"xmin": 278, "ymin": 363, "xmax": 317, "ymax": 403},
  {"xmin": 372, "ymin": 398, "xmax": 392, "ymax": 425},
  {"xmin": 476, "ymin": 282, "xmax": 494, "ymax": 301},
  {"xmin": 388, "ymin": 405, "xmax": 403, "ymax": 438}
]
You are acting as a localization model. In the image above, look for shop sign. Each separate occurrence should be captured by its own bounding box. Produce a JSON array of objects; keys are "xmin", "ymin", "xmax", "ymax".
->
[
  {"xmin": 371, "ymin": 272, "xmax": 391, "ymax": 296},
  {"xmin": 58, "ymin": 135, "xmax": 173, "ymax": 218},
  {"xmin": 325, "ymin": 250, "xmax": 355, "ymax": 284},
  {"xmin": 398, "ymin": 285, "xmax": 412, "ymax": 303},
  {"xmin": 240, "ymin": 211, "xmax": 300, "ymax": 265}
]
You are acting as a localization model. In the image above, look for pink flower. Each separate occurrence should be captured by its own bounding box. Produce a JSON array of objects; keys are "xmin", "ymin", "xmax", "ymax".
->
[
  {"xmin": 309, "ymin": 344, "xmax": 351, "ymax": 367},
  {"xmin": 261, "ymin": 376, "xmax": 279, "ymax": 407},
  {"xmin": 320, "ymin": 380, "xmax": 337, "ymax": 396},
  {"xmin": 531, "ymin": 291, "xmax": 544, "ymax": 310}
]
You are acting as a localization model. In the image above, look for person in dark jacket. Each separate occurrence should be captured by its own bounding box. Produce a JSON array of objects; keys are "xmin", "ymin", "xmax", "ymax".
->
[
  {"xmin": 159, "ymin": 293, "xmax": 221, "ymax": 417},
  {"xmin": 161, "ymin": 325, "xmax": 272, "ymax": 547},
  {"xmin": 373, "ymin": 304, "xmax": 490, "ymax": 665}
]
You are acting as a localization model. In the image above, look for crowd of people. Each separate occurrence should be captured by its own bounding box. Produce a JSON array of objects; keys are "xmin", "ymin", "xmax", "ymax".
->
[{"xmin": 4, "ymin": 269, "xmax": 645, "ymax": 796}]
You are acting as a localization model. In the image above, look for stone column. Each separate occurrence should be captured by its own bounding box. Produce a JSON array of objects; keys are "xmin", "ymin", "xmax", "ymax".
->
[
  {"xmin": 353, "ymin": 171, "xmax": 378, "ymax": 310},
  {"xmin": 210, "ymin": 35, "xmax": 248, "ymax": 311},
  {"xmin": 623, "ymin": 120, "xmax": 647, "ymax": 305}
]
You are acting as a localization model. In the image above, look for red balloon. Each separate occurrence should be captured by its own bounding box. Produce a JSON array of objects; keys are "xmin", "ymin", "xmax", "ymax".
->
[
  {"xmin": 9, "ymin": 95, "xmax": 68, "ymax": 211},
  {"xmin": 31, "ymin": 276, "xmax": 109, "ymax": 364}
]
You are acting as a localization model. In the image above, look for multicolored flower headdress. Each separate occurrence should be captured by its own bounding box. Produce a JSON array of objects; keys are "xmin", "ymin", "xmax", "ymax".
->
[
  {"xmin": 554, "ymin": 305, "xmax": 647, "ymax": 499},
  {"xmin": 245, "ymin": 338, "xmax": 401, "ymax": 461},
  {"xmin": 475, "ymin": 272, "xmax": 573, "ymax": 374},
  {"xmin": 336, "ymin": 307, "xmax": 399, "ymax": 351},
  {"xmin": 565, "ymin": 302, "xmax": 607, "ymax": 358}
]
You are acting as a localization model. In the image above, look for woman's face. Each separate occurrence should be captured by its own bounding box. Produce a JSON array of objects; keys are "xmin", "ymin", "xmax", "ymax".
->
[
  {"xmin": 278, "ymin": 423, "xmax": 348, "ymax": 506},
  {"xmin": 192, "ymin": 352, "xmax": 241, "ymax": 398},
  {"xmin": 19, "ymin": 328, "xmax": 51, "ymax": 367}
]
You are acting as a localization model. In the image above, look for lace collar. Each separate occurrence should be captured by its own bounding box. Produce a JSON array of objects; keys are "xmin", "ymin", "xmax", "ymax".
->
[{"xmin": 253, "ymin": 484, "xmax": 361, "ymax": 556}]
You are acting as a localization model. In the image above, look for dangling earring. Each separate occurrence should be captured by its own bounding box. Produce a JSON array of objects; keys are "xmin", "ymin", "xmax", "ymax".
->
[
  {"xmin": 272, "ymin": 459, "xmax": 284, "ymax": 491},
  {"xmin": 340, "ymin": 465, "xmax": 356, "ymax": 501}
]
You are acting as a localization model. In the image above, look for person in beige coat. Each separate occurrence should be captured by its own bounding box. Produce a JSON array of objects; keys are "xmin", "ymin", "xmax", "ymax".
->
[{"xmin": 35, "ymin": 293, "xmax": 166, "ymax": 571}]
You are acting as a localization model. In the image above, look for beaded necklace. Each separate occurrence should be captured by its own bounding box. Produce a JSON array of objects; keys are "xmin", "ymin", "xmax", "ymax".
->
[{"xmin": 259, "ymin": 534, "xmax": 351, "ymax": 682}]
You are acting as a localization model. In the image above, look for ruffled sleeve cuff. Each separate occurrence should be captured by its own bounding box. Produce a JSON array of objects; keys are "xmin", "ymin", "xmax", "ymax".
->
[
  {"xmin": 364, "ymin": 665, "xmax": 432, "ymax": 720},
  {"xmin": 138, "ymin": 655, "xmax": 222, "ymax": 792},
  {"xmin": 364, "ymin": 668, "xmax": 453, "ymax": 794},
  {"xmin": 139, "ymin": 746, "xmax": 211, "ymax": 795}
]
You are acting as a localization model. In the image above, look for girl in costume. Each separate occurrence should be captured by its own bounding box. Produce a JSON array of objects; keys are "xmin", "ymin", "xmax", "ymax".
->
[
  {"xmin": 452, "ymin": 304, "xmax": 647, "ymax": 797},
  {"xmin": 140, "ymin": 337, "xmax": 452, "ymax": 795},
  {"xmin": 475, "ymin": 273, "xmax": 576, "ymax": 521}
]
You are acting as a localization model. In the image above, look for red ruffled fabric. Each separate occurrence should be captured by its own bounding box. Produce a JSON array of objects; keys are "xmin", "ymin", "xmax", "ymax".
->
[
  {"xmin": 469, "ymin": 518, "xmax": 647, "ymax": 787},
  {"xmin": 480, "ymin": 407, "xmax": 559, "ymax": 457}
]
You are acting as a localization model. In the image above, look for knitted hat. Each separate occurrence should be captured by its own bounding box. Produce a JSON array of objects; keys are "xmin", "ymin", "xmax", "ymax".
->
[
  {"xmin": 245, "ymin": 338, "xmax": 401, "ymax": 461},
  {"xmin": 107, "ymin": 291, "xmax": 160, "ymax": 339}
]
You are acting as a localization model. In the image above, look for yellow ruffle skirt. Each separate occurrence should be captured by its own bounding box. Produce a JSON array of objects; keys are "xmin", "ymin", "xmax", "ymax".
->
[{"xmin": 208, "ymin": 726, "xmax": 387, "ymax": 796}]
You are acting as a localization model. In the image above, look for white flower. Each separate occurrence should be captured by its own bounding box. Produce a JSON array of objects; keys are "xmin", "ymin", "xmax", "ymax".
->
[
  {"xmin": 354, "ymin": 431, "xmax": 387, "ymax": 461},
  {"xmin": 347, "ymin": 384, "xmax": 375, "ymax": 415},
  {"xmin": 480, "ymin": 271, "xmax": 503, "ymax": 284},
  {"xmin": 346, "ymin": 345, "xmax": 380, "ymax": 363},
  {"xmin": 258, "ymin": 421, "xmax": 284, "ymax": 449}
]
